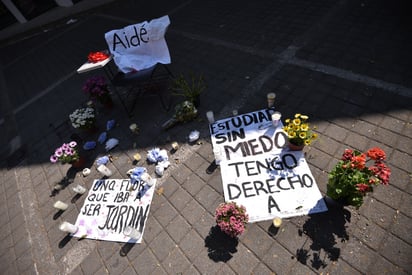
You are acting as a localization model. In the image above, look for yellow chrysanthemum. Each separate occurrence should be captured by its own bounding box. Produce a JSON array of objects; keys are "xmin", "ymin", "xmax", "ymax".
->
[
  {"xmin": 283, "ymin": 126, "xmax": 289, "ymax": 132},
  {"xmin": 304, "ymin": 139, "xmax": 311, "ymax": 145},
  {"xmin": 294, "ymin": 113, "xmax": 301, "ymax": 118},
  {"xmin": 312, "ymin": 133, "xmax": 318, "ymax": 139},
  {"xmin": 285, "ymin": 118, "xmax": 290, "ymax": 123},
  {"xmin": 299, "ymin": 132, "xmax": 307, "ymax": 139},
  {"xmin": 293, "ymin": 125, "xmax": 300, "ymax": 131},
  {"xmin": 300, "ymin": 123, "xmax": 309, "ymax": 131},
  {"xmin": 300, "ymin": 115, "xmax": 308, "ymax": 120},
  {"xmin": 293, "ymin": 118, "xmax": 301, "ymax": 126},
  {"xmin": 288, "ymin": 131, "xmax": 296, "ymax": 138}
]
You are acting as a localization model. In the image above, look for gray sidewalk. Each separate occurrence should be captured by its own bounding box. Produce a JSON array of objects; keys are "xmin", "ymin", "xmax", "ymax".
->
[{"xmin": 0, "ymin": 0, "xmax": 411, "ymax": 274}]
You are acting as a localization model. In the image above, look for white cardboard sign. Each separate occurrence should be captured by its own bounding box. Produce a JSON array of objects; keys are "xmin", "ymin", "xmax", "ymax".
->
[
  {"xmin": 73, "ymin": 179, "xmax": 154, "ymax": 243},
  {"xmin": 210, "ymin": 109, "xmax": 327, "ymax": 222}
]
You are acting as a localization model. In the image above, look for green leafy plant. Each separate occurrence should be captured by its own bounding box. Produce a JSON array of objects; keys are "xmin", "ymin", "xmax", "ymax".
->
[
  {"xmin": 173, "ymin": 100, "xmax": 198, "ymax": 123},
  {"xmin": 171, "ymin": 73, "xmax": 206, "ymax": 106},
  {"xmin": 327, "ymin": 147, "xmax": 391, "ymax": 208}
]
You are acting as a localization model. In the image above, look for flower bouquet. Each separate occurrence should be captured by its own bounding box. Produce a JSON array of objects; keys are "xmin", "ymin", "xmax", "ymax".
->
[
  {"xmin": 215, "ymin": 201, "xmax": 249, "ymax": 238},
  {"xmin": 161, "ymin": 100, "xmax": 198, "ymax": 129},
  {"xmin": 69, "ymin": 107, "xmax": 96, "ymax": 130},
  {"xmin": 282, "ymin": 113, "xmax": 317, "ymax": 150},
  {"xmin": 82, "ymin": 76, "xmax": 113, "ymax": 107},
  {"xmin": 50, "ymin": 141, "xmax": 79, "ymax": 164},
  {"xmin": 327, "ymin": 147, "xmax": 391, "ymax": 208}
]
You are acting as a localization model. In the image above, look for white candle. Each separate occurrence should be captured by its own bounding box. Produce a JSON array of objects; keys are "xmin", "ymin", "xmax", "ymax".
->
[
  {"xmin": 267, "ymin": 92, "xmax": 276, "ymax": 108},
  {"xmin": 72, "ymin": 184, "xmax": 87, "ymax": 195},
  {"xmin": 141, "ymin": 172, "xmax": 156, "ymax": 186},
  {"xmin": 206, "ymin": 111, "xmax": 215, "ymax": 123},
  {"xmin": 171, "ymin": 141, "xmax": 179, "ymax": 151},
  {"xmin": 53, "ymin": 201, "xmax": 68, "ymax": 211},
  {"xmin": 97, "ymin": 164, "xmax": 113, "ymax": 177},
  {"xmin": 129, "ymin": 123, "xmax": 138, "ymax": 133},
  {"xmin": 271, "ymin": 111, "xmax": 282, "ymax": 127},
  {"xmin": 213, "ymin": 147, "xmax": 223, "ymax": 165},
  {"xmin": 59, "ymin": 221, "xmax": 78, "ymax": 234},
  {"xmin": 273, "ymin": 217, "xmax": 282, "ymax": 228},
  {"xmin": 123, "ymin": 225, "xmax": 141, "ymax": 240}
]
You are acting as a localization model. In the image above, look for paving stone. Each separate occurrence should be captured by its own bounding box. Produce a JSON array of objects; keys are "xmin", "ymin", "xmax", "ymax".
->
[
  {"xmin": 389, "ymin": 150, "xmax": 411, "ymax": 174},
  {"xmin": 181, "ymin": 199, "xmax": 205, "ymax": 226},
  {"xmin": 153, "ymin": 199, "xmax": 178, "ymax": 227},
  {"xmin": 161, "ymin": 246, "xmax": 191, "ymax": 274},
  {"xmin": 262, "ymin": 241, "xmax": 295, "ymax": 273},
  {"xmin": 351, "ymin": 216, "xmax": 386, "ymax": 251},
  {"xmin": 184, "ymin": 152, "xmax": 206, "ymax": 172},
  {"xmin": 165, "ymin": 214, "xmax": 191, "ymax": 243},
  {"xmin": 79, "ymin": 248, "xmax": 104, "ymax": 275},
  {"xmin": 182, "ymin": 173, "xmax": 205, "ymax": 196},
  {"xmin": 192, "ymin": 211, "xmax": 216, "ymax": 238},
  {"xmin": 168, "ymin": 187, "xmax": 192, "ymax": 212},
  {"xmin": 192, "ymin": 247, "xmax": 224, "ymax": 274},
  {"xmin": 391, "ymin": 212, "xmax": 412, "ymax": 245},
  {"xmin": 105, "ymin": 250, "xmax": 130, "ymax": 274},
  {"xmin": 367, "ymin": 254, "xmax": 409, "ymax": 275},
  {"xmin": 340, "ymin": 238, "xmax": 377, "ymax": 274},
  {"xmin": 131, "ymin": 248, "xmax": 158, "ymax": 274},
  {"xmin": 379, "ymin": 234, "xmax": 412, "ymax": 272},
  {"xmin": 179, "ymin": 229, "xmax": 205, "ymax": 262},
  {"xmin": 195, "ymin": 184, "xmax": 221, "ymax": 213},
  {"xmin": 150, "ymin": 231, "xmax": 177, "ymax": 262}
]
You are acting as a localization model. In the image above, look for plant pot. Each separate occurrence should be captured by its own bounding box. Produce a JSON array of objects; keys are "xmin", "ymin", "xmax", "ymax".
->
[
  {"xmin": 70, "ymin": 156, "xmax": 86, "ymax": 168},
  {"xmin": 288, "ymin": 141, "xmax": 305, "ymax": 151}
]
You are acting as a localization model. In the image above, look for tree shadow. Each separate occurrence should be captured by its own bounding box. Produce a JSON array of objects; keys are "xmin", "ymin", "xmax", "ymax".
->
[
  {"xmin": 204, "ymin": 225, "xmax": 239, "ymax": 262},
  {"xmin": 297, "ymin": 198, "xmax": 351, "ymax": 270}
]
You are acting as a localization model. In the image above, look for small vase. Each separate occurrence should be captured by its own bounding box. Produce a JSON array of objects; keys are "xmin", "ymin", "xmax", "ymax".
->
[
  {"xmin": 70, "ymin": 156, "xmax": 86, "ymax": 168},
  {"xmin": 288, "ymin": 141, "xmax": 305, "ymax": 151}
]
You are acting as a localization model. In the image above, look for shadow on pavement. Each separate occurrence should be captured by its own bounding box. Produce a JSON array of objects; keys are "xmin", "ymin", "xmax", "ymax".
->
[
  {"xmin": 204, "ymin": 225, "xmax": 239, "ymax": 262},
  {"xmin": 297, "ymin": 198, "xmax": 351, "ymax": 270}
]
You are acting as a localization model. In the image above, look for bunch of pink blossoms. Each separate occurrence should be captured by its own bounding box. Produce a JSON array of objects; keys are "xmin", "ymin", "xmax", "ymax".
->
[{"xmin": 215, "ymin": 202, "xmax": 249, "ymax": 238}]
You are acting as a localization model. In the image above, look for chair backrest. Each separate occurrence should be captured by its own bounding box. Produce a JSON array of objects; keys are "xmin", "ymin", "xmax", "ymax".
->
[{"xmin": 104, "ymin": 15, "xmax": 171, "ymax": 74}]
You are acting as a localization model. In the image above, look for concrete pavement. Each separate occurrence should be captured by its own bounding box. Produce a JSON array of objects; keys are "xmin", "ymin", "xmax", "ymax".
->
[{"xmin": 0, "ymin": 0, "xmax": 411, "ymax": 274}]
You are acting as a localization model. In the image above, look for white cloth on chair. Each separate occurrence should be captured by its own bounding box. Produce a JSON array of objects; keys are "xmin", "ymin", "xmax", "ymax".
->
[{"xmin": 104, "ymin": 15, "xmax": 171, "ymax": 73}]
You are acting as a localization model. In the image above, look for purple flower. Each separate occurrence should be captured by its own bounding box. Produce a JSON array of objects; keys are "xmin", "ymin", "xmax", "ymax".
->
[
  {"xmin": 50, "ymin": 155, "xmax": 58, "ymax": 163},
  {"xmin": 69, "ymin": 141, "xmax": 77, "ymax": 148},
  {"xmin": 55, "ymin": 148, "xmax": 63, "ymax": 157},
  {"xmin": 61, "ymin": 143, "xmax": 69, "ymax": 150}
]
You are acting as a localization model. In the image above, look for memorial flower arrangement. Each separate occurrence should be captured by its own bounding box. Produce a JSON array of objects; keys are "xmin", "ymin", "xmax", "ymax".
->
[
  {"xmin": 82, "ymin": 76, "xmax": 112, "ymax": 105},
  {"xmin": 69, "ymin": 107, "xmax": 96, "ymax": 129},
  {"xmin": 327, "ymin": 147, "xmax": 391, "ymax": 208},
  {"xmin": 174, "ymin": 100, "xmax": 198, "ymax": 123},
  {"xmin": 215, "ymin": 201, "xmax": 249, "ymax": 238},
  {"xmin": 283, "ymin": 113, "xmax": 317, "ymax": 147},
  {"xmin": 50, "ymin": 141, "xmax": 79, "ymax": 164}
]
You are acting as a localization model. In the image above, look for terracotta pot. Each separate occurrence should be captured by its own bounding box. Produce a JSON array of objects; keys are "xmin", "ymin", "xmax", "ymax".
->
[
  {"xmin": 70, "ymin": 156, "xmax": 86, "ymax": 168},
  {"xmin": 288, "ymin": 141, "xmax": 305, "ymax": 151}
]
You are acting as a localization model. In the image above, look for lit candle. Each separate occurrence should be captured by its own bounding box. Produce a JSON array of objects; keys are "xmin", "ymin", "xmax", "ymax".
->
[
  {"xmin": 206, "ymin": 111, "xmax": 215, "ymax": 124},
  {"xmin": 129, "ymin": 123, "xmax": 139, "ymax": 133},
  {"xmin": 273, "ymin": 217, "xmax": 282, "ymax": 228},
  {"xmin": 97, "ymin": 164, "xmax": 113, "ymax": 177},
  {"xmin": 271, "ymin": 111, "xmax": 282, "ymax": 127},
  {"xmin": 59, "ymin": 221, "xmax": 78, "ymax": 234},
  {"xmin": 123, "ymin": 225, "xmax": 141, "ymax": 240},
  {"xmin": 53, "ymin": 201, "xmax": 68, "ymax": 211},
  {"xmin": 267, "ymin": 92, "xmax": 276, "ymax": 108},
  {"xmin": 72, "ymin": 184, "xmax": 87, "ymax": 195},
  {"xmin": 171, "ymin": 141, "xmax": 179, "ymax": 151}
]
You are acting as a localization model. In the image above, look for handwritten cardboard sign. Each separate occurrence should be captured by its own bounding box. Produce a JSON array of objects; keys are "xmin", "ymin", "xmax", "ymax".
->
[
  {"xmin": 210, "ymin": 109, "xmax": 327, "ymax": 222},
  {"xmin": 73, "ymin": 179, "xmax": 154, "ymax": 243}
]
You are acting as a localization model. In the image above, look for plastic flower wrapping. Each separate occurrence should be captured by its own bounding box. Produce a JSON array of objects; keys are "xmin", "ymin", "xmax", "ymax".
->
[
  {"xmin": 69, "ymin": 107, "xmax": 96, "ymax": 129},
  {"xmin": 327, "ymin": 147, "xmax": 391, "ymax": 208},
  {"xmin": 50, "ymin": 141, "xmax": 79, "ymax": 164},
  {"xmin": 215, "ymin": 201, "xmax": 249, "ymax": 238},
  {"xmin": 127, "ymin": 167, "xmax": 147, "ymax": 185},
  {"xmin": 283, "ymin": 113, "xmax": 317, "ymax": 146},
  {"xmin": 105, "ymin": 138, "xmax": 119, "ymax": 151}
]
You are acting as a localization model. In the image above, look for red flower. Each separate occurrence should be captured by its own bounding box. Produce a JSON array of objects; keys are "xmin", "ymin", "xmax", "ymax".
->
[
  {"xmin": 351, "ymin": 154, "xmax": 366, "ymax": 169},
  {"xmin": 342, "ymin": 149, "xmax": 354, "ymax": 161},
  {"xmin": 356, "ymin": 183, "xmax": 370, "ymax": 193},
  {"xmin": 367, "ymin": 147, "xmax": 386, "ymax": 161},
  {"xmin": 88, "ymin": 51, "xmax": 110, "ymax": 63}
]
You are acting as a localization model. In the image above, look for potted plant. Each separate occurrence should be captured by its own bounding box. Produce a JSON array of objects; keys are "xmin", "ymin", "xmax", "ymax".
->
[
  {"xmin": 161, "ymin": 100, "xmax": 198, "ymax": 129},
  {"xmin": 69, "ymin": 107, "xmax": 96, "ymax": 131},
  {"xmin": 327, "ymin": 147, "xmax": 391, "ymax": 208},
  {"xmin": 171, "ymin": 73, "xmax": 206, "ymax": 107},
  {"xmin": 82, "ymin": 76, "xmax": 113, "ymax": 108},
  {"xmin": 215, "ymin": 201, "xmax": 249, "ymax": 238},
  {"xmin": 50, "ymin": 141, "xmax": 84, "ymax": 167},
  {"xmin": 282, "ymin": 113, "xmax": 318, "ymax": 150}
]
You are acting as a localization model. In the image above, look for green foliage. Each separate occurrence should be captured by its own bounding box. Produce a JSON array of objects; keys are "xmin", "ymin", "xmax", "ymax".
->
[{"xmin": 171, "ymin": 73, "xmax": 206, "ymax": 104}]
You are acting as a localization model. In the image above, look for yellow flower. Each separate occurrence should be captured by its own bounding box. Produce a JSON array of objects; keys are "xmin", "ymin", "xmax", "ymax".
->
[
  {"xmin": 293, "ymin": 118, "xmax": 301, "ymax": 126},
  {"xmin": 283, "ymin": 126, "xmax": 289, "ymax": 132},
  {"xmin": 312, "ymin": 133, "xmax": 318, "ymax": 139},
  {"xmin": 300, "ymin": 115, "xmax": 308, "ymax": 120},
  {"xmin": 300, "ymin": 123, "xmax": 309, "ymax": 131},
  {"xmin": 299, "ymin": 132, "xmax": 307, "ymax": 139},
  {"xmin": 304, "ymin": 139, "xmax": 311, "ymax": 145},
  {"xmin": 293, "ymin": 125, "xmax": 300, "ymax": 131},
  {"xmin": 285, "ymin": 118, "xmax": 290, "ymax": 123},
  {"xmin": 294, "ymin": 113, "xmax": 301, "ymax": 118},
  {"xmin": 288, "ymin": 131, "xmax": 296, "ymax": 138}
]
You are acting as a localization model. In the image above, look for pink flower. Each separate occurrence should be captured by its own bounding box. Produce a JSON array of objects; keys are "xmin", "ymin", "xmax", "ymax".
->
[
  {"xmin": 50, "ymin": 155, "xmax": 58, "ymax": 163},
  {"xmin": 69, "ymin": 141, "xmax": 77, "ymax": 148},
  {"xmin": 55, "ymin": 148, "xmax": 63, "ymax": 157}
]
